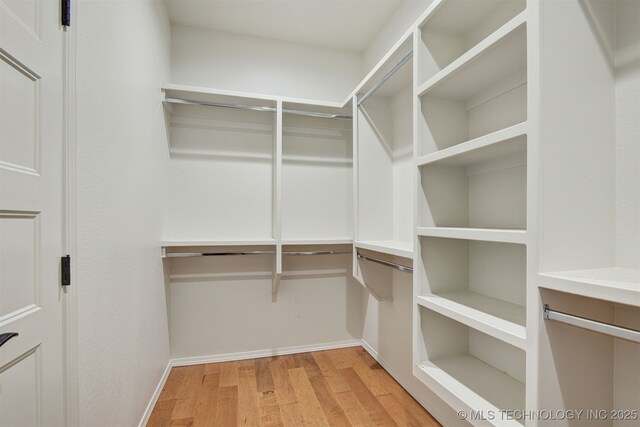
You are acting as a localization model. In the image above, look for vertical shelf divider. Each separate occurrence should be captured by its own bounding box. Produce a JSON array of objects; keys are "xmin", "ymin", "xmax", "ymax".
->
[{"xmin": 272, "ymin": 100, "xmax": 283, "ymax": 300}]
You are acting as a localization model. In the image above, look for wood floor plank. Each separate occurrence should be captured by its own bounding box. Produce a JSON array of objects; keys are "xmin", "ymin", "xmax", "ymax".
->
[
  {"xmin": 297, "ymin": 352, "xmax": 322, "ymax": 379},
  {"xmin": 374, "ymin": 369, "xmax": 440, "ymax": 426},
  {"xmin": 333, "ymin": 391, "xmax": 374, "ymax": 427},
  {"xmin": 288, "ymin": 367, "xmax": 330, "ymax": 427},
  {"xmin": 339, "ymin": 367, "xmax": 398, "ymax": 427},
  {"xmin": 281, "ymin": 354, "xmax": 302, "ymax": 370},
  {"xmin": 355, "ymin": 347, "xmax": 383, "ymax": 370},
  {"xmin": 346, "ymin": 350, "xmax": 389, "ymax": 396},
  {"xmin": 203, "ymin": 362, "xmax": 221, "ymax": 375},
  {"xmin": 270, "ymin": 357, "xmax": 298, "ymax": 405},
  {"xmin": 279, "ymin": 403, "xmax": 306, "ymax": 427},
  {"xmin": 311, "ymin": 352, "xmax": 350, "ymax": 394},
  {"xmin": 170, "ymin": 418, "xmax": 194, "ymax": 426},
  {"xmin": 256, "ymin": 357, "xmax": 276, "ymax": 393},
  {"xmin": 147, "ymin": 399, "xmax": 177, "ymax": 426},
  {"xmin": 172, "ymin": 365, "xmax": 204, "ymax": 420},
  {"xmin": 193, "ymin": 374, "xmax": 220, "ymax": 427},
  {"xmin": 377, "ymin": 393, "xmax": 423, "ymax": 427},
  {"xmin": 214, "ymin": 386, "xmax": 238, "ymax": 426},
  {"xmin": 158, "ymin": 367, "xmax": 188, "ymax": 402},
  {"xmin": 308, "ymin": 375, "xmax": 352, "ymax": 427},
  {"xmin": 219, "ymin": 361, "xmax": 239, "ymax": 388},
  {"xmin": 238, "ymin": 365, "xmax": 260, "ymax": 426},
  {"xmin": 325, "ymin": 347, "xmax": 357, "ymax": 370}
]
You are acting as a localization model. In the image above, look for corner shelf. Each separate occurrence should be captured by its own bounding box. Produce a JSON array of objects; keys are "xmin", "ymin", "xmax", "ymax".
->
[
  {"xmin": 282, "ymin": 238, "xmax": 353, "ymax": 245},
  {"xmin": 162, "ymin": 239, "xmax": 277, "ymax": 248},
  {"xmin": 417, "ymin": 227, "xmax": 527, "ymax": 245},
  {"xmin": 417, "ymin": 293, "xmax": 526, "ymax": 350},
  {"xmin": 539, "ymin": 268, "xmax": 640, "ymax": 307},
  {"xmin": 417, "ymin": 13, "xmax": 527, "ymax": 99},
  {"xmin": 355, "ymin": 240, "xmax": 413, "ymax": 259},
  {"xmin": 416, "ymin": 356, "xmax": 525, "ymax": 427}
]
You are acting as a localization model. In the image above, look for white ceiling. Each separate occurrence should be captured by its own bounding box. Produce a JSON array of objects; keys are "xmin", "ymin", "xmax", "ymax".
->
[{"xmin": 165, "ymin": 0, "xmax": 403, "ymax": 52}]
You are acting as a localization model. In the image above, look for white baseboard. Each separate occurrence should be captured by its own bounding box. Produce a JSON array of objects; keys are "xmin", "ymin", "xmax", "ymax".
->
[
  {"xmin": 170, "ymin": 339, "xmax": 362, "ymax": 367},
  {"xmin": 360, "ymin": 339, "xmax": 457, "ymax": 427},
  {"xmin": 138, "ymin": 360, "xmax": 172, "ymax": 427}
]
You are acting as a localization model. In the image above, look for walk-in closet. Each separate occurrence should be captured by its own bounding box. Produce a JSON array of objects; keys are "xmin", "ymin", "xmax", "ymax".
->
[{"xmin": 1, "ymin": 0, "xmax": 637, "ymax": 425}]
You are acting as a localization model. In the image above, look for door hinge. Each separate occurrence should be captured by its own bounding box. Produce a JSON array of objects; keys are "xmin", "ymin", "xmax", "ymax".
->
[
  {"xmin": 61, "ymin": 255, "xmax": 71, "ymax": 286},
  {"xmin": 61, "ymin": 0, "xmax": 71, "ymax": 27}
]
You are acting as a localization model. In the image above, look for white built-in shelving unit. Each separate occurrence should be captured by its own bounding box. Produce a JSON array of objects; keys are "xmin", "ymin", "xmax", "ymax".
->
[
  {"xmin": 413, "ymin": 0, "xmax": 531, "ymax": 422},
  {"xmin": 160, "ymin": 85, "xmax": 354, "ymax": 297}
]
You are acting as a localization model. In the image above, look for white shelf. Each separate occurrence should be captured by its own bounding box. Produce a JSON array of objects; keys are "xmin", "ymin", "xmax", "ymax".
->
[
  {"xmin": 355, "ymin": 240, "xmax": 413, "ymax": 258},
  {"xmin": 417, "ymin": 293, "xmax": 526, "ymax": 350},
  {"xmin": 539, "ymin": 268, "xmax": 640, "ymax": 307},
  {"xmin": 417, "ymin": 13, "xmax": 527, "ymax": 100},
  {"xmin": 416, "ymin": 123, "xmax": 527, "ymax": 167},
  {"xmin": 162, "ymin": 239, "xmax": 277, "ymax": 248},
  {"xmin": 282, "ymin": 238, "xmax": 353, "ymax": 245},
  {"xmin": 417, "ymin": 227, "xmax": 527, "ymax": 244},
  {"xmin": 416, "ymin": 356, "xmax": 525, "ymax": 427},
  {"xmin": 162, "ymin": 83, "xmax": 346, "ymax": 110}
]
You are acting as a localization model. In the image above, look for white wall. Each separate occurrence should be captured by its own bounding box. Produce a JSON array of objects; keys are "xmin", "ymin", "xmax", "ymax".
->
[
  {"xmin": 171, "ymin": 25, "xmax": 363, "ymax": 102},
  {"xmin": 615, "ymin": 0, "xmax": 640, "ymax": 269},
  {"xmin": 167, "ymin": 255, "xmax": 363, "ymax": 359},
  {"xmin": 363, "ymin": 0, "xmax": 432, "ymax": 71},
  {"xmin": 76, "ymin": 0, "xmax": 171, "ymax": 425}
]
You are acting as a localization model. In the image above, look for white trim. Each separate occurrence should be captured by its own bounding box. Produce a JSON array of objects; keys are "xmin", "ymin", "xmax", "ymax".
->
[
  {"xmin": 360, "ymin": 339, "xmax": 457, "ymax": 427},
  {"xmin": 62, "ymin": 6, "xmax": 79, "ymax": 427},
  {"xmin": 170, "ymin": 339, "xmax": 361, "ymax": 367},
  {"xmin": 137, "ymin": 361, "xmax": 172, "ymax": 427}
]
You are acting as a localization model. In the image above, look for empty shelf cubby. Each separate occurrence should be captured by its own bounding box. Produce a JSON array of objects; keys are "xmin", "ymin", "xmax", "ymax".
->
[
  {"xmin": 417, "ymin": 236, "xmax": 527, "ymax": 348},
  {"xmin": 416, "ymin": 307, "xmax": 526, "ymax": 425},
  {"xmin": 419, "ymin": 138, "xmax": 527, "ymax": 230},
  {"xmin": 418, "ymin": 0, "xmax": 526, "ymax": 85},
  {"xmin": 417, "ymin": 19, "xmax": 527, "ymax": 157}
]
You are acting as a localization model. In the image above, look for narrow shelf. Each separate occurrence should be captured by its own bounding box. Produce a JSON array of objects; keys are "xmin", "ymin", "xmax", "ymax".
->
[
  {"xmin": 539, "ymin": 268, "xmax": 640, "ymax": 307},
  {"xmin": 162, "ymin": 239, "xmax": 277, "ymax": 248},
  {"xmin": 417, "ymin": 293, "xmax": 526, "ymax": 350},
  {"xmin": 355, "ymin": 240, "xmax": 413, "ymax": 258},
  {"xmin": 417, "ymin": 13, "xmax": 527, "ymax": 99},
  {"xmin": 416, "ymin": 356, "xmax": 525, "ymax": 427},
  {"xmin": 416, "ymin": 123, "xmax": 527, "ymax": 167},
  {"xmin": 417, "ymin": 227, "xmax": 527, "ymax": 244},
  {"xmin": 282, "ymin": 238, "xmax": 353, "ymax": 245}
]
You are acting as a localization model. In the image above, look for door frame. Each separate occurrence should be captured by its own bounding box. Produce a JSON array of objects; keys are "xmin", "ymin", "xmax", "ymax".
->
[{"xmin": 62, "ymin": 3, "xmax": 79, "ymax": 425}]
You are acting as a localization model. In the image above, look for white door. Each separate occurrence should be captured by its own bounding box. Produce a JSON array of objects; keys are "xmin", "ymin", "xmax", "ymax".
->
[{"xmin": 0, "ymin": 0, "xmax": 66, "ymax": 425}]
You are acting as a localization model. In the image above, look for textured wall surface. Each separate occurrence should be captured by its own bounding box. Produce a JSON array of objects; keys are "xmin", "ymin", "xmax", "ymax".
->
[
  {"xmin": 75, "ymin": 1, "xmax": 171, "ymax": 425},
  {"xmin": 171, "ymin": 25, "xmax": 363, "ymax": 102},
  {"xmin": 615, "ymin": 0, "xmax": 640, "ymax": 268}
]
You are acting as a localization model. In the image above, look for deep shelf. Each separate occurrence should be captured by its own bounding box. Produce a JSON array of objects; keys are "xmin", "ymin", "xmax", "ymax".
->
[
  {"xmin": 417, "ymin": 227, "xmax": 527, "ymax": 244},
  {"xmin": 417, "ymin": 292, "xmax": 526, "ymax": 350},
  {"xmin": 355, "ymin": 240, "xmax": 413, "ymax": 258},
  {"xmin": 416, "ymin": 356, "xmax": 525, "ymax": 426},
  {"xmin": 539, "ymin": 268, "xmax": 640, "ymax": 307}
]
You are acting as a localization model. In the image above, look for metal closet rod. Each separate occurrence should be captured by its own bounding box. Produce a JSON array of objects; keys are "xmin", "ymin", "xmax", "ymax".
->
[
  {"xmin": 357, "ymin": 49, "xmax": 414, "ymax": 107},
  {"xmin": 543, "ymin": 305, "xmax": 640, "ymax": 344},
  {"xmin": 164, "ymin": 97, "xmax": 353, "ymax": 120},
  {"xmin": 163, "ymin": 250, "xmax": 352, "ymax": 259},
  {"xmin": 357, "ymin": 253, "xmax": 413, "ymax": 273}
]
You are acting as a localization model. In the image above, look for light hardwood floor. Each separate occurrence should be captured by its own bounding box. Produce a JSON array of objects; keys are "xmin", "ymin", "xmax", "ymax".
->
[{"xmin": 147, "ymin": 346, "xmax": 441, "ymax": 427}]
